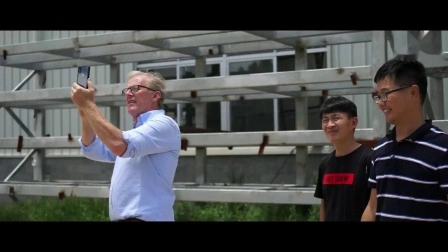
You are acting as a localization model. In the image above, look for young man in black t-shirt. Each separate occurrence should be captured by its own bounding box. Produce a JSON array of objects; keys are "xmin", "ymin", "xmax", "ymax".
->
[{"xmin": 314, "ymin": 96, "xmax": 373, "ymax": 221}]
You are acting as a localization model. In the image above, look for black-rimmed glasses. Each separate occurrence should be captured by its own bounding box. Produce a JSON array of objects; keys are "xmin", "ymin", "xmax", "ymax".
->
[
  {"xmin": 121, "ymin": 85, "xmax": 158, "ymax": 96},
  {"xmin": 372, "ymin": 85, "xmax": 411, "ymax": 103}
]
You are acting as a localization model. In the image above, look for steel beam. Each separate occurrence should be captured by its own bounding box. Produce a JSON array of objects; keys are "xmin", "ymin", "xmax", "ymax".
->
[
  {"xmin": 163, "ymin": 31, "xmax": 264, "ymax": 50},
  {"xmin": 0, "ymin": 128, "xmax": 376, "ymax": 149},
  {"xmin": 246, "ymin": 30, "xmax": 365, "ymax": 39},
  {"xmin": 158, "ymin": 30, "xmax": 274, "ymax": 57},
  {"xmin": 0, "ymin": 182, "xmax": 319, "ymax": 205},
  {"xmin": 0, "ymin": 87, "xmax": 374, "ymax": 110},
  {"xmin": 3, "ymin": 149, "xmax": 36, "ymax": 182},
  {"xmin": 244, "ymin": 30, "xmax": 371, "ymax": 47},
  {"xmin": 0, "ymin": 31, "xmax": 375, "ymax": 70},
  {"xmin": 179, "ymin": 146, "xmax": 334, "ymax": 156},
  {"xmin": 174, "ymin": 186, "xmax": 319, "ymax": 204},
  {"xmin": 8, "ymin": 51, "xmax": 192, "ymax": 70},
  {"xmin": 0, "ymin": 31, "xmax": 223, "ymax": 57},
  {"xmin": 0, "ymin": 146, "xmax": 334, "ymax": 157},
  {"xmin": 418, "ymin": 51, "xmax": 448, "ymax": 78},
  {"xmin": 2, "ymin": 41, "xmax": 322, "ymax": 70},
  {"xmin": 0, "ymin": 66, "xmax": 372, "ymax": 109},
  {"xmin": 99, "ymin": 87, "xmax": 374, "ymax": 107},
  {"xmin": 0, "ymin": 31, "xmax": 225, "ymax": 69},
  {"xmin": 2, "ymin": 32, "xmax": 262, "ymax": 67}
]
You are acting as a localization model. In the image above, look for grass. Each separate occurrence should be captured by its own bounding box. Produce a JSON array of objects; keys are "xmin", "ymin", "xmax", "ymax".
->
[
  {"xmin": 0, "ymin": 197, "xmax": 109, "ymax": 221},
  {"xmin": 176, "ymin": 201, "xmax": 319, "ymax": 221},
  {"xmin": 0, "ymin": 196, "xmax": 320, "ymax": 221}
]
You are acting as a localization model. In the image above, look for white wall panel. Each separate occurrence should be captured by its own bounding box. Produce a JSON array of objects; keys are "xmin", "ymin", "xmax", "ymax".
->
[
  {"xmin": 328, "ymin": 42, "xmax": 373, "ymax": 128},
  {"xmin": 0, "ymin": 31, "xmax": 37, "ymax": 156},
  {"xmin": 0, "ymin": 30, "xmax": 132, "ymax": 156},
  {"xmin": 441, "ymin": 31, "xmax": 448, "ymax": 119}
]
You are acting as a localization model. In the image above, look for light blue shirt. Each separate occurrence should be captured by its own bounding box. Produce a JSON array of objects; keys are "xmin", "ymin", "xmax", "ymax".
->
[{"xmin": 78, "ymin": 109, "xmax": 181, "ymax": 221}]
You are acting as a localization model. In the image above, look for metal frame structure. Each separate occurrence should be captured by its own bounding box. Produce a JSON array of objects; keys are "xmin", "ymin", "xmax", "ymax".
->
[
  {"xmin": 0, "ymin": 30, "xmax": 447, "ymax": 205},
  {"xmin": 137, "ymin": 47, "xmax": 330, "ymax": 132}
]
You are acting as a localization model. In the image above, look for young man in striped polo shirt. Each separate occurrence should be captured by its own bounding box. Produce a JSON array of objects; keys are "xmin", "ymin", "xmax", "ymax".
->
[{"xmin": 362, "ymin": 58, "xmax": 448, "ymax": 222}]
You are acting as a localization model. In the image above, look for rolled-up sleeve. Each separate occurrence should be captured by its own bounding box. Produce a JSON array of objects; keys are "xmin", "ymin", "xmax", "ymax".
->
[
  {"xmin": 78, "ymin": 136, "xmax": 116, "ymax": 163},
  {"xmin": 120, "ymin": 117, "xmax": 180, "ymax": 158}
]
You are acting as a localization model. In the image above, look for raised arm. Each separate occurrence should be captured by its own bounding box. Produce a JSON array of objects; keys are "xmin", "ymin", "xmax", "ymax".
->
[
  {"xmin": 80, "ymin": 112, "xmax": 95, "ymax": 147},
  {"xmin": 80, "ymin": 102, "xmax": 128, "ymax": 157}
]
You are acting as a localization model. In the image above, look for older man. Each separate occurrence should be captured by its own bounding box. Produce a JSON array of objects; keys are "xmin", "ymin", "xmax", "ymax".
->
[{"xmin": 71, "ymin": 70, "xmax": 181, "ymax": 222}]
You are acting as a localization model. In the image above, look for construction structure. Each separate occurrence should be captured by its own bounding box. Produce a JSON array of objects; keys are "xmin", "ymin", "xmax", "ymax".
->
[{"xmin": 0, "ymin": 30, "xmax": 447, "ymax": 205}]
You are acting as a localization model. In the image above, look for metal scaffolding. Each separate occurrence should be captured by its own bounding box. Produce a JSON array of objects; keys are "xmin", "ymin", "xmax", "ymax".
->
[{"xmin": 0, "ymin": 30, "xmax": 447, "ymax": 205}]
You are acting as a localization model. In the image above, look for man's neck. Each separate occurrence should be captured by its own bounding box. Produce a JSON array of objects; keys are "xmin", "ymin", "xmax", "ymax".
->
[
  {"xmin": 394, "ymin": 117, "xmax": 425, "ymax": 142},
  {"xmin": 333, "ymin": 138, "xmax": 361, "ymax": 157}
]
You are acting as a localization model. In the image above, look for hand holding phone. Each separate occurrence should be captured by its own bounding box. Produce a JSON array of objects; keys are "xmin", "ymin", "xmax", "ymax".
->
[{"xmin": 76, "ymin": 66, "xmax": 90, "ymax": 88}]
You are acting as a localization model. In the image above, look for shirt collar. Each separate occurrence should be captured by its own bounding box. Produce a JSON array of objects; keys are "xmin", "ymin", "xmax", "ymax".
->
[
  {"xmin": 133, "ymin": 109, "xmax": 165, "ymax": 128},
  {"xmin": 387, "ymin": 119, "xmax": 432, "ymax": 142}
]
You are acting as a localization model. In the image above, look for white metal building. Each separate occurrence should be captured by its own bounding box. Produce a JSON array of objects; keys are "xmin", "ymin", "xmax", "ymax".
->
[{"xmin": 0, "ymin": 30, "xmax": 447, "ymax": 205}]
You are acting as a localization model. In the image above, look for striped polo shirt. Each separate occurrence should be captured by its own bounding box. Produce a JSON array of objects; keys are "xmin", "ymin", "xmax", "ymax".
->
[{"xmin": 368, "ymin": 120, "xmax": 448, "ymax": 222}]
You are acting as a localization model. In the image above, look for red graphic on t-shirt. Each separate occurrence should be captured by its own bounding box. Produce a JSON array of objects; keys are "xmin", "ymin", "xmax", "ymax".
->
[{"xmin": 323, "ymin": 173, "xmax": 354, "ymax": 185}]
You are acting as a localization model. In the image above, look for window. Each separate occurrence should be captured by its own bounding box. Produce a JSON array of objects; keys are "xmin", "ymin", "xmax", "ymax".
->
[
  {"xmin": 228, "ymin": 59, "xmax": 274, "ymax": 132},
  {"xmin": 145, "ymin": 67, "xmax": 177, "ymax": 80},
  {"xmin": 277, "ymin": 51, "xmax": 327, "ymax": 130},
  {"xmin": 179, "ymin": 64, "xmax": 221, "ymax": 132}
]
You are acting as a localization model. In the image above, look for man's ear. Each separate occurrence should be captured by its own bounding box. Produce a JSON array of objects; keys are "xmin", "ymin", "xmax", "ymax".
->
[
  {"xmin": 151, "ymin": 91, "xmax": 162, "ymax": 104},
  {"xmin": 352, "ymin": 116, "xmax": 359, "ymax": 128},
  {"xmin": 410, "ymin": 84, "xmax": 420, "ymax": 99},
  {"xmin": 154, "ymin": 91, "xmax": 162, "ymax": 100}
]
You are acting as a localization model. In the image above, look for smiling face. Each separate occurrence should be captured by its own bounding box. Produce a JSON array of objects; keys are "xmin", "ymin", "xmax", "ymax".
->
[
  {"xmin": 372, "ymin": 58, "xmax": 428, "ymax": 127},
  {"xmin": 374, "ymin": 76, "xmax": 413, "ymax": 126},
  {"xmin": 321, "ymin": 112, "xmax": 358, "ymax": 144}
]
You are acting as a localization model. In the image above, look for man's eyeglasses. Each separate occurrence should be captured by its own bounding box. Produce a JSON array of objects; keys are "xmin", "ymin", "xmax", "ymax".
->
[
  {"xmin": 371, "ymin": 85, "xmax": 411, "ymax": 104},
  {"xmin": 121, "ymin": 85, "xmax": 158, "ymax": 96}
]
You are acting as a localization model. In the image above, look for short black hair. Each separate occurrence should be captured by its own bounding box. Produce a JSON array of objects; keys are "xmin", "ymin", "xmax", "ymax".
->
[
  {"xmin": 373, "ymin": 57, "xmax": 427, "ymax": 105},
  {"xmin": 319, "ymin": 96, "xmax": 357, "ymax": 119}
]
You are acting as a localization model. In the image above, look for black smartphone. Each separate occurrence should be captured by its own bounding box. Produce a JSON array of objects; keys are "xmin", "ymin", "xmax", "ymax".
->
[{"xmin": 76, "ymin": 66, "xmax": 90, "ymax": 88}]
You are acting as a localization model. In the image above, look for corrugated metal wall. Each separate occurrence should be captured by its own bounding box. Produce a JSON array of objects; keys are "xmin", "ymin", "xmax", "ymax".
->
[
  {"xmin": 329, "ymin": 31, "xmax": 448, "ymax": 127},
  {"xmin": 0, "ymin": 30, "xmax": 135, "ymax": 156},
  {"xmin": 1, "ymin": 31, "xmax": 35, "ymax": 156},
  {"xmin": 440, "ymin": 31, "xmax": 448, "ymax": 119},
  {"xmin": 1, "ymin": 31, "xmax": 447, "ymax": 157},
  {"xmin": 328, "ymin": 42, "xmax": 374, "ymax": 129}
]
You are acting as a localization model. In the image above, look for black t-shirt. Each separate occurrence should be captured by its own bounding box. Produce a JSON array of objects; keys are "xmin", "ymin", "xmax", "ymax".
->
[{"xmin": 314, "ymin": 145, "xmax": 373, "ymax": 221}]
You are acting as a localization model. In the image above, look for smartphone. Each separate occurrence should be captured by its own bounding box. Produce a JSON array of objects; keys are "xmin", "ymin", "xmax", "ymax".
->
[{"xmin": 76, "ymin": 66, "xmax": 90, "ymax": 88}]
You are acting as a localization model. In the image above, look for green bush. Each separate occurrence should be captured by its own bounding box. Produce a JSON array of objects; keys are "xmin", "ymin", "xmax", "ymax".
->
[
  {"xmin": 0, "ymin": 197, "xmax": 320, "ymax": 221},
  {"xmin": 0, "ymin": 197, "xmax": 109, "ymax": 221},
  {"xmin": 176, "ymin": 202, "xmax": 319, "ymax": 221}
]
